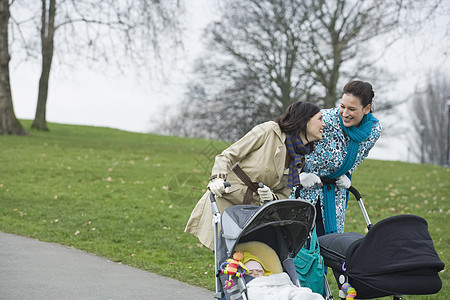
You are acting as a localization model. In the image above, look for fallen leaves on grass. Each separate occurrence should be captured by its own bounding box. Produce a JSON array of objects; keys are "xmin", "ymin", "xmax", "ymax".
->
[
  {"xmin": 12, "ymin": 208, "xmax": 27, "ymax": 216},
  {"xmin": 187, "ymin": 243, "xmax": 204, "ymax": 249}
]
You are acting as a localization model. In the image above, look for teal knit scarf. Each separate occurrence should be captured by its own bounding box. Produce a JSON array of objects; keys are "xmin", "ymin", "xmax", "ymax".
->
[{"xmin": 322, "ymin": 112, "xmax": 379, "ymax": 234}]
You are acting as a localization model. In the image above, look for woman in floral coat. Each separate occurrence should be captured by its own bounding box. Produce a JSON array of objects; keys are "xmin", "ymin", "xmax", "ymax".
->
[{"xmin": 293, "ymin": 81, "xmax": 382, "ymax": 236}]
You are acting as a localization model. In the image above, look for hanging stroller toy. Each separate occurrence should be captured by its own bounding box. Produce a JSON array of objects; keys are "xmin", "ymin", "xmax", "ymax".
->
[{"xmin": 220, "ymin": 251, "xmax": 247, "ymax": 289}]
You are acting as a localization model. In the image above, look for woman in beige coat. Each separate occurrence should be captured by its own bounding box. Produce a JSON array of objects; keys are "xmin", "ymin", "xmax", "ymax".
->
[{"xmin": 185, "ymin": 101, "xmax": 326, "ymax": 249}]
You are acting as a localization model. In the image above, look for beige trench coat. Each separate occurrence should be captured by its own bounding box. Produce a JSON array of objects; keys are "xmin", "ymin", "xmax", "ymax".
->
[{"xmin": 185, "ymin": 121, "xmax": 293, "ymax": 250}]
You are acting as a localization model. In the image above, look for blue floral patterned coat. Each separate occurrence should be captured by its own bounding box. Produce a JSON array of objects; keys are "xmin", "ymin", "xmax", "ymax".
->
[{"xmin": 291, "ymin": 107, "xmax": 382, "ymax": 233}]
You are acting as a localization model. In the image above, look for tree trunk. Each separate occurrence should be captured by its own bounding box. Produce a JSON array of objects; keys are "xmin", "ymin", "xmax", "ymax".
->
[
  {"xmin": 31, "ymin": 0, "xmax": 56, "ymax": 131},
  {"xmin": 0, "ymin": 0, "xmax": 27, "ymax": 135},
  {"xmin": 323, "ymin": 58, "xmax": 340, "ymax": 108}
]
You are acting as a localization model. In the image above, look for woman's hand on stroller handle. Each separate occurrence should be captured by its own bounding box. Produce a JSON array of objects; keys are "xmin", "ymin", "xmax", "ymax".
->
[
  {"xmin": 295, "ymin": 177, "xmax": 362, "ymax": 201},
  {"xmin": 299, "ymin": 173, "xmax": 323, "ymax": 188},
  {"xmin": 336, "ymin": 175, "xmax": 351, "ymax": 189},
  {"xmin": 208, "ymin": 178, "xmax": 230, "ymax": 198},
  {"xmin": 294, "ymin": 178, "xmax": 371, "ymax": 229},
  {"xmin": 257, "ymin": 182, "xmax": 273, "ymax": 204},
  {"xmin": 209, "ymin": 181, "xmax": 231, "ymax": 204}
]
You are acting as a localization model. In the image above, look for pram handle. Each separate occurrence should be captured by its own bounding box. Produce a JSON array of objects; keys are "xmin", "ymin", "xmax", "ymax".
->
[
  {"xmin": 209, "ymin": 181, "xmax": 230, "ymax": 298},
  {"xmin": 348, "ymin": 186, "xmax": 373, "ymax": 230},
  {"xmin": 295, "ymin": 177, "xmax": 373, "ymax": 231},
  {"xmin": 257, "ymin": 182, "xmax": 275, "ymax": 205},
  {"xmin": 209, "ymin": 181, "xmax": 231, "ymax": 213},
  {"xmin": 209, "ymin": 181, "xmax": 231, "ymax": 202},
  {"xmin": 295, "ymin": 177, "xmax": 355, "ymax": 196}
]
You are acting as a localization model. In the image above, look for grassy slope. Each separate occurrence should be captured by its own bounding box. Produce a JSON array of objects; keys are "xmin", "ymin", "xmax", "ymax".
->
[{"xmin": 0, "ymin": 121, "xmax": 448, "ymax": 299}]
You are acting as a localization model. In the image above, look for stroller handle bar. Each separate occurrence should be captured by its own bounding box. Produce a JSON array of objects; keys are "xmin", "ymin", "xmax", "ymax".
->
[
  {"xmin": 347, "ymin": 186, "xmax": 373, "ymax": 230},
  {"xmin": 209, "ymin": 181, "xmax": 231, "ymax": 200},
  {"xmin": 295, "ymin": 177, "xmax": 373, "ymax": 231},
  {"xmin": 209, "ymin": 181, "xmax": 231, "ymax": 298}
]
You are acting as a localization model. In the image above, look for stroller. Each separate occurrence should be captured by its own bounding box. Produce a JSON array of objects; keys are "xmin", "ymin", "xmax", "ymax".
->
[
  {"xmin": 209, "ymin": 189, "xmax": 316, "ymax": 300},
  {"xmin": 317, "ymin": 185, "xmax": 445, "ymax": 300}
]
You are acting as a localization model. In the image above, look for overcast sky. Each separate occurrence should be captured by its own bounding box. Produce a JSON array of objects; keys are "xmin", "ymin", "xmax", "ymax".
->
[{"xmin": 10, "ymin": 1, "xmax": 450, "ymax": 163}]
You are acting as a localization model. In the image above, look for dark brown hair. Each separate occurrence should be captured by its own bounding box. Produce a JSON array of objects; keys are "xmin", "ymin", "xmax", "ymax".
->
[
  {"xmin": 276, "ymin": 101, "xmax": 320, "ymax": 143},
  {"xmin": 343, "ymin": 80, "xmax": 375, "ymax": 112}
]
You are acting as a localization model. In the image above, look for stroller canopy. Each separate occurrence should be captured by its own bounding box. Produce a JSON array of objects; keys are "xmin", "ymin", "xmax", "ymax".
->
[
  {"xmin": 346, "ymin": 214, "xmax": 445, "ymax": 298},
  {"xmin": 216, "ymin": 199, "xmax": 315, "ymax": 264}
]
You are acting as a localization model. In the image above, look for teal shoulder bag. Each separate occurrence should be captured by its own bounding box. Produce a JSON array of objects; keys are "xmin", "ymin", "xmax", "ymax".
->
[{"xmin": 293, "ymin": 227, "xmax": 325, "ymax": 295}]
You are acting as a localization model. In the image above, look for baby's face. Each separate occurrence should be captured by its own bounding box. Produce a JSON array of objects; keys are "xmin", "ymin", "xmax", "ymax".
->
[{"xmin": 248, "ymin": 269, "xmax": 265, "ymax": 277}]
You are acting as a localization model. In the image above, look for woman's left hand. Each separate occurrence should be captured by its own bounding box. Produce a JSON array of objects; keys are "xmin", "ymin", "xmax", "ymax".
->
[
  {"xmin": 257, "ymin": 185, "xmax": 273, "ymax": 202},
  {"xmin": 336, "ymin": 175, "xmax": 351, "ymax": 189}
]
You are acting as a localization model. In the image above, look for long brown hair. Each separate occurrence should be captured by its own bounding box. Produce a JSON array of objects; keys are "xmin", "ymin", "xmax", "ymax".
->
[{"xmin": 276, "ymin": 101, "xmax": 320, "ymax": 143}]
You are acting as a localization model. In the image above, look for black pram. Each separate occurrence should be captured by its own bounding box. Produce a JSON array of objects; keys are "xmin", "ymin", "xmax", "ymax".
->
[{"xmin": 318, "ymin": 186, "xmax": 445, "ymax": 300}]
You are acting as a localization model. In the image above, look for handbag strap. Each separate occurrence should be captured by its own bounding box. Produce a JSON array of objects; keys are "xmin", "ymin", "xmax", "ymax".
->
[
  {"xmin": 232, "ymin": 163, "xmax": 259, "ymax": 204},
  {"xmin": 308, "ymin": 227, "xmax": 319, "ymax": 254}
]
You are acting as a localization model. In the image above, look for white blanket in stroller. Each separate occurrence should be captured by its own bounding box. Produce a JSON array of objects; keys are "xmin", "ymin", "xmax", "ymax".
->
[{"xmin": 246, "ymin": 272, "xmax": 323, "ymax": 300}]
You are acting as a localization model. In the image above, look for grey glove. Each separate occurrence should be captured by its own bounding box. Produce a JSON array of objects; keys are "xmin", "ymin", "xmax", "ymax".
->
[
  {"xmin": 299, "ymin": 173, "xmax": 322, "ymax": 188},
  {"xmin": 207, "ymin": 178, "xmax": 229, "ymax": 197},
  {"xmin": 257, "ymin": 185, "xmax": 273, "ymax": 202},
  {"xmin": 336, "ymin": 175, "xmax": 351, "ymax": 189}
]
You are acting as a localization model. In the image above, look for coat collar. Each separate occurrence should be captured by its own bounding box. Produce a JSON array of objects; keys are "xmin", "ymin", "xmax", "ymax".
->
[{"xmin": 267, "ymin": 121, "xmax": 286, "ymax": 143}]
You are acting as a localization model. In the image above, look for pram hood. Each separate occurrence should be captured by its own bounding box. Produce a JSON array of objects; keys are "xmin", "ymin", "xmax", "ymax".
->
[
  {"xmin": 216, "ymin": 199, "xmax": 315, "ymax": 265},
  {"xmin": 320, "ymin": 214, "xmax": 445, "ymax": 298},
  {"xmin": 347, "ymin": 214, "xmax": 444, "ymax": 297}
]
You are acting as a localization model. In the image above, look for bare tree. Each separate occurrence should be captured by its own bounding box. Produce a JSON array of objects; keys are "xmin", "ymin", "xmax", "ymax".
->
[
  {"xmin": 410, "ymin": 72, "xmax": 449, "ymax": 165},
  {"xmin": 155, "ymin": 0, "xmax": 316, "ymax": 139},
  {"xmin": 10, "ymin": 0, "xmax": 185, "ymax": 131},
  {"xmin": 209, "ymin": 0, "xmax": 315, "ymax": 114},
  {"xmin": 301, "ymin": 0, "xmax": 404, "ymax": 108},
  {"xmin": 31, "ymin": 0, "xmax": 55, "ymax": 131},
  {"xmin": 0, "ymin": 0, "xmax": 27, "ymax": 135},
  {"xmin": 158, "ymin": 0, "xmax": 443, "ymax": 140}
]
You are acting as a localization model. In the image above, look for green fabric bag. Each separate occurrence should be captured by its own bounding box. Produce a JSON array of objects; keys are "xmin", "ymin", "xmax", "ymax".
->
[{"xmin": 293, "ymin": 227, "xmax": 325, "ymax": 295}]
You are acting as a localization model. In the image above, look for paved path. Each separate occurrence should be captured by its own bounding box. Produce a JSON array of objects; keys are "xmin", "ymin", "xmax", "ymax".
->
[{"xmin": 0, "ymin": 232, "xmax": 212, "ymax": 300}]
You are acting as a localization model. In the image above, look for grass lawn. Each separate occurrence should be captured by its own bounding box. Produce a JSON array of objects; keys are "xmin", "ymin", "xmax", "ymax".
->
[{"xmin": 0, "ymin": 120, "xmax": 448, "ymax": 299}]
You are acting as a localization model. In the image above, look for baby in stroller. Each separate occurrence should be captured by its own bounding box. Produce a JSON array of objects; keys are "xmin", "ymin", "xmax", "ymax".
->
[
  {"xmin": 235, "ymin": 245, "xmax": 323, "ymax": 300},
  {"xmin": 244, "ymin": 259, "xmax": 265, "ymax": 278},
  {"xmin": 214, "ymin": 198, "xmax": 325, "ymax": 300}
]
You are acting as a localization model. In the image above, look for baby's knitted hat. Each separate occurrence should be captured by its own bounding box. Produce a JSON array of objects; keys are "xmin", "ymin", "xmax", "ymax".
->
[{"xmin": 244, "ymin": 260, "xmax": 263, "ymax": 271}]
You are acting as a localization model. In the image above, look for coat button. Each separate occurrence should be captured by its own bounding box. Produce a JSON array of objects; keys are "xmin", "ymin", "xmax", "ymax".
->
[{"xmin": 265, "ymin": 167, "xmax": 269, "ymax": 172}]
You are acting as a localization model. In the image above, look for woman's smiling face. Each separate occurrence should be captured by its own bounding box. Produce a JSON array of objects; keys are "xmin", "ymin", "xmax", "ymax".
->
[
  {"xmin": 305, "ymin": 111, "xmax": 326, "ymax": 142},
  {"xmin": 339, "ymin": 93, "xmax": 371, "ymax": 127}
]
